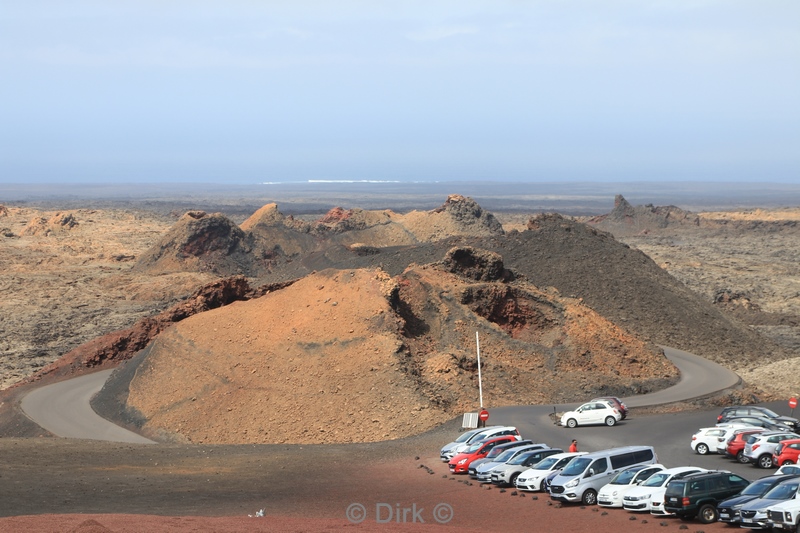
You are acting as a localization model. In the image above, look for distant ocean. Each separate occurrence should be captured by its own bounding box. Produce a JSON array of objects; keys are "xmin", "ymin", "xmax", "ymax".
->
[{"xmin": 3, "ymin": 180, "xmax": 800, "ymax": 215}]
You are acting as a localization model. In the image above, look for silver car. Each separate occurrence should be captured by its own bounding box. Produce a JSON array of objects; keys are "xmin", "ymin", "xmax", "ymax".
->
[{"xmin": 743, "ymin": 431, "xmax": 800, "ymax": 468}]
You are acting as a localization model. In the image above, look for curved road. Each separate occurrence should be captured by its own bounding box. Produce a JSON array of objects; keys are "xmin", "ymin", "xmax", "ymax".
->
[
  {"xmin": 20, "ymin": 370, "xmax": 155, "ymax": 444},
  {"xmin": 19, "ymin": 345, "xmax": 738, "ymax": 445}
]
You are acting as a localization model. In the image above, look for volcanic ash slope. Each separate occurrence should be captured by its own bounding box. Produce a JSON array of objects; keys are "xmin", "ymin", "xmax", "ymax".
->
[{"xmin": 125, "ymin": 249, "xmax": 676, "ymax": 445}]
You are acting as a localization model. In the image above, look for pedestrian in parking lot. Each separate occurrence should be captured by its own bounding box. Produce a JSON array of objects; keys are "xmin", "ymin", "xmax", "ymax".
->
[{"xmin": 569, "ymin": 439, "xmax": 578, "ymax": 452}]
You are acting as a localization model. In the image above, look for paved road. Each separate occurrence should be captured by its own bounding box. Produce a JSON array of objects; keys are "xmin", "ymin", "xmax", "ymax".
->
[
  {"xmin": 20, "ymin": 370, "xmax": 155, "ymax": 444},
  {"xmin": 19, "ymin": 345, "xmax": 739, "ymax": 451},
  {"xmin": 477, "ymin": 347, "xmax": 773, "ymax": 478}
]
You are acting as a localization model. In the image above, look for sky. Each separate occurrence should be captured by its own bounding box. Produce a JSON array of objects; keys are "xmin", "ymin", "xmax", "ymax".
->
[{"xmin": 1, "ymin": 1, "xmax": 799, "ymax": 185}]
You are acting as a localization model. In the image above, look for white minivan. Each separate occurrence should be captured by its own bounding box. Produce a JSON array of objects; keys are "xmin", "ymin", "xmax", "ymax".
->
[{"xmin": 549, "ymin": 446, "xmax": 658, "ymax": 505}]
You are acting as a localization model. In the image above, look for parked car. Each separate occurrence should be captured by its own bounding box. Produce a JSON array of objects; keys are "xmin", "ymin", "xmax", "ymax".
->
[
  {"xmin": 592, "ymin": 396, "xmax": 628, "ymax": 419},
  {"xmin": 775, "ymin": 464, "xmax": 800, "ymax": 476},
  {"xmin": 466, "ymin": 439, "xmax": 534, "ymax": 477},
  {"xmin": 448, "ymin": 435, "xmax": 518, "ymax": 474},
  {"xmin": 721, "ymin": 427, "xmax": 768, "ymax": 461},
  {"xmin": 515, "ymin": 452, "xmax": 586, "ymax": 492},
  {"xmin": 718, "ymin": 406, "xmax": 799, "ymax": 430},
  {"xmin": 738, "ymin": 477, "xmax": 800, "ymax": 529},
  {"xmin": 743, "ymin": 431, "xmax": 800, "ymax": 469},
  {"xmin": 560, "ymin": 400, "xmax": 622, "ymax": 428},
  {"xmin": 723, "ymin": 416, "xmax": 795, "ymax": 433},
  {"xmin": 440, "ymin": 426, "xmax": 500, "ymax": 461},
  {"xmin": 662, "ymin": 470, "xmax": 750, "ymax": 523},
  {"xmin": 490, "ymin": 448, "xmax": 563, "ymax": 486},
  {"xmin": 718, "ymin": 474, "xmax": 800, "ymax": 526},
  {"xmin": 773, "ymin": 438, "xmax": 800, "ymax": 467},
  {"xmin": 622, "ymin": 466, "xmax": 705, "ymax": 513},
  {"xmin": 691, "ymin": 425, "xmax": 748, "ymax": 455},
  {"xmin": 473, "ymin": 444, "xmax": 548, "ymax": 482},
  {"xmin": 765, "ymin": 487, "xmax": 800, "ymax": 531},
  {"xmin": 550, "ymin": 446, "xmax": 658, "ymax": 505},
  {"xmin": 597, "ymin": 464, "xmax": 666, "ymax": 508},
  {"xmin": 440, "ymin": 426, "xmax": 521, "ymax": 462}
]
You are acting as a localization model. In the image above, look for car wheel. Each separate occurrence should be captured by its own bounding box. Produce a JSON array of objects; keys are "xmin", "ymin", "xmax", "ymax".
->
[
  {"xmin": 758, "ymin": 454, "xmax": 774, "ymax": 469},
  {"xmin": 509, "ymin": 472, "xmax": 520, "ymax": 486},
  {"xmin": 783, "ymin": 459, "xmax": 795, "ymax": 465},
  {"xmin": 696, "ymin": 443, "xmax": 709, "ymax": 455},
  {"xmin": 581, "ymin": 489, "xmax": 597, "ymax": 506},
  {"xmin": 566, "ymin": 418, "xmax": 578, "ymax": 428},
  {"xmin": 539, "ymin": 478, "xmax": 547, "ymax": 492},
  {"xmin": 737, "ymin": 450, "xmax": 748, "ymax": 463},
  {"xmin": 698, "ymin": 503, "xmax": 719, "ymax": 524},
  {"xmin": 604, "ymin": 416, "xmax": 616, "ymax": 427}
]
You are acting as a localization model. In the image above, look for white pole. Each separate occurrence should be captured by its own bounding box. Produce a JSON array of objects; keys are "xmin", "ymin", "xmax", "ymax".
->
[{"xmin": 476, "ymin": 331, "xmax": 483, "ymax": 408}]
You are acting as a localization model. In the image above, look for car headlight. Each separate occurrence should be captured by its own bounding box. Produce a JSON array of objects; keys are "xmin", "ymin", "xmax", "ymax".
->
[
  {"xmin": 641, "ymin": 493, "xmax": 651, "ymax": 500},
  {"xmin": 565, "ymin": 478, "xmax": 579, "ymax": 488},
  {"xmin": 611, "ymin": 490, "xmax": 619, "ymax": 497},
  {"xmin": 457, "ymin": 458, "xmax": 468, "ymax": 465}
]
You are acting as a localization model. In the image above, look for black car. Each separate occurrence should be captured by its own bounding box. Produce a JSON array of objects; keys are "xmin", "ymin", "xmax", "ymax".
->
[
  {"xmin": 663, "ymin": 470, "xmax": 750, "ymax": 523},
  {"xmin": 717, "ymin": 474, "xmax": 800, "ymax": 525},
  {"xmin": 723, "ymin": 415, "xmax": 795, "ymax": 432},
  {"xmin": 718, "ymin": 406, "xmax": 799, "ymax": 430}
]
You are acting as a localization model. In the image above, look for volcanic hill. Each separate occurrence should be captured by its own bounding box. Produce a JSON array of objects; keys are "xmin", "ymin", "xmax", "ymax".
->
[{"xmin": 106, "ymin": 247, "xmax": 675, "ymax": 445}]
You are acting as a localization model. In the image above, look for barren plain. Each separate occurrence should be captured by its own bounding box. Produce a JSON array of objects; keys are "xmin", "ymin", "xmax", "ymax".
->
[{"xmin": 1, "ymin": 189, "xmax": 800, "ymax": 532}]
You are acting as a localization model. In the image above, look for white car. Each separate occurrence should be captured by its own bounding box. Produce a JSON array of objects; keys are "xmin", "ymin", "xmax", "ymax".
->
[
  {"xmin": 622, "ymin": 466, "xmax": 706, "ymax": 513},
  {"xmin": 440, "ymin": 426, "xmax": 521, "ymax": 462},
  {"xmin": 515, "ymin": 452, "xmax": 586, "ymax": 492},
  {"xmin": 775, "ymin": 464, "xmax": 800, "ymax": 476},
  {"xmin": 597, "ymin": 464, "xmax": 666, "ymax": 508},
  {"xmin": 691, "ymin": 425, "xmax": 748, "ymax": 455},
  {"xmin": 440, "ymin": 427, "xmax": 498, "ymax": 461},
  {"xmin": 560, "ymin": 400, "xmax": 622, "ymax": 428}
]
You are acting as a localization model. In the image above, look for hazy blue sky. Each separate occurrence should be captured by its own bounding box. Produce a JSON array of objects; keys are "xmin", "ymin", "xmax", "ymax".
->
[{"xmin": 1, "ymin": 1, "xmax": 798, "ymax": 184}]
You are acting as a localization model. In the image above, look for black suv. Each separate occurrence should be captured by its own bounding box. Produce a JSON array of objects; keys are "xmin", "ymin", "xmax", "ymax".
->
[
  {"xmin": 663, "ymin": 471, "xmax": 750, "ymax": 523},
  {"xmin": 717, "ymin": 406, "xmax": 799, "ymax": 430}
]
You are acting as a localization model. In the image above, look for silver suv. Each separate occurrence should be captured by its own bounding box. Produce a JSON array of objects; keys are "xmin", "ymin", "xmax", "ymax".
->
[{"xmin": 743, "ymin": 431, "xmax": 800, "ymax": 468}]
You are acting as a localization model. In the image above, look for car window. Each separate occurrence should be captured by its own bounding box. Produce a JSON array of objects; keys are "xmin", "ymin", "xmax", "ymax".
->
[
  {"xmin": 689, "ymin": 479, "xmax": 706, "ymax": 492},
  {"xmin": 642, "ymin": 472, "xmax": 669, "ymax": 487},
  {"xmin": 587, "ymin": 458, "xmax": 607, "ymax": 477},
  {"xmin": 740, "ymin": 477, "xmax": 778, "ymax": 496},
  {"xmin": 533, "ymin": 456, "xmax": 559, "ymax": 470},
  {"xmin": 561, "ymin": 457, "xmax": 592, "ymax": 476},
  {"xmin": 728, "ymin": 474, "xmax": 749, "ymax": 489},
  {"xmin": 764, "ymin": 481, "xmax": 800, "ymax": 500}
]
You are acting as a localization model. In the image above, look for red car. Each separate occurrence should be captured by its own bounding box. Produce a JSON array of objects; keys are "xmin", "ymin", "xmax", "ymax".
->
[
  {"xmin": 773, "ymin": 438, "xmax": 800, "ymax": 466},
  {"xmin": 725, "ymin": 428, "xmax": 767, "ymax": 463},
  {"xmin": 448, "ymin": 435, "xmax": 518, "ymax": 474}
]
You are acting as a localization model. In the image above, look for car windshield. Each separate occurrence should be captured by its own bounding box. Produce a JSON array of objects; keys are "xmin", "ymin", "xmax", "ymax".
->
[
  {"xmin": 641, "ymin": 472, "xmax": 670, "ymax": 487},
  {"xmin": 508, "ymin": 452, "xmax": 536, "ymax": 465},
  {"xmin": 610, "ymin": 468, "xmax": 641, "ymax": 485},
  {"xmin": 764, "ymin": 481, "xmax": 800, "ymax": 500},
  {"xmin": 485, "ymin": 446, "xmax": 510, "ymax": 459},
  {"xmin": 741, "ymin": 477, "xmax": 782, "ymax": 496},
  {"xmin": 533, "ymin": 457, "xmax": 559, "ymax": 470},
  {"xmin": 760, "ymin": 408, "xmax": 780, "ymax": 418},
  {"xmin": 455, "ymin": 430, "xmax": 481, "ymax": 443},
  {"xmin": 465, "ymin": 443, "xmax": 483, "ymax": 453},
  {"xmin": 495, "ymin": 449, "xmax": 520, "ymax": 463},
  {"xmin": 561, "ymin": 457, "xmax": 591, "ymax": 476}
]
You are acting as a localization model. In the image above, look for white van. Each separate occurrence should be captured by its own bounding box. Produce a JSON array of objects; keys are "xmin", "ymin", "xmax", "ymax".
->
[{"xmin": 549, "ymin": 445, "xmax": 658, "ymax": 505}]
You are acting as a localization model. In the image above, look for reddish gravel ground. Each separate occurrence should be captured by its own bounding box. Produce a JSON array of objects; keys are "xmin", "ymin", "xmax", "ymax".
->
[{"xmin": 0, "ymin": 452, "xmax": 737, "ymax": 533}]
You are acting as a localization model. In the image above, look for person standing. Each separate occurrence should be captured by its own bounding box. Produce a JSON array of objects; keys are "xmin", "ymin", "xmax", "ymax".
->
[{"xmin": 569, "ymin": 439, "xmax": 578, "ymax": 453}]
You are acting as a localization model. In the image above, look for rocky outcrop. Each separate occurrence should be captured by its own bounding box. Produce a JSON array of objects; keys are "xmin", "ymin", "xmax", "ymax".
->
[
  {"xmin": 134, "ymin": 211, "xmax": 259, "ymax": 276},
  {"xmin": 21, "ymin": 212, "xmax": 78, "ymax": 236},
  {"xmin": 586, "ymin": 194, "xmax": 700, "ymax": 234}
]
